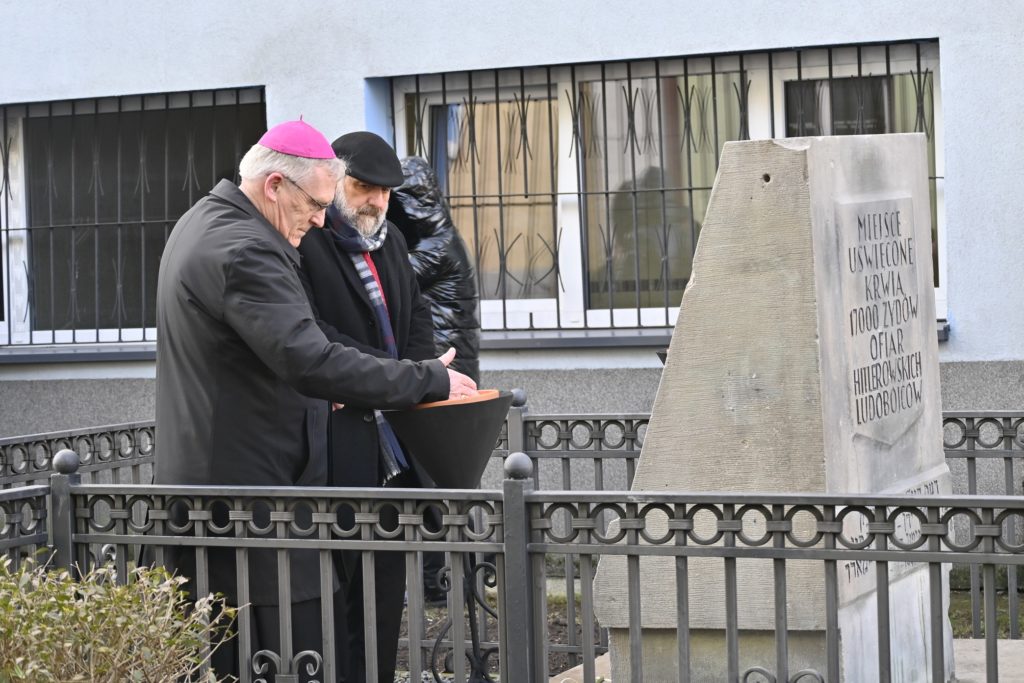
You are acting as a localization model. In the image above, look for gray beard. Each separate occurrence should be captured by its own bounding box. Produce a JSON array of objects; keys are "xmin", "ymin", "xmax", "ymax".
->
[{"xmin": 335, "ymin": 194, "xmax": 385, "ymax": 237}]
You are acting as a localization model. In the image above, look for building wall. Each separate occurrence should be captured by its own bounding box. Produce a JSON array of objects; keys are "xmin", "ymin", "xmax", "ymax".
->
[
  {"xmin": 1, "ymin": 1, "xmax": 1022, "ymax": 435},
  {"xmin": 4, "ymin": 361, "xmax": 1024, "ymax": 438}
]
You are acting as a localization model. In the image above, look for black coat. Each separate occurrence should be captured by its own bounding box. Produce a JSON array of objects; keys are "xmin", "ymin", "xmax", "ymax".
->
[
  {"xmin": 298, "ymin": 219, "xmax": 437, "ymax": 683},
  {"xmin": 154, "ymin": 180, "xmax": 448, "ymax": 604},
  {"xmin": 297, "ymin": 219, "xmax": 435, "ymax": 487}
]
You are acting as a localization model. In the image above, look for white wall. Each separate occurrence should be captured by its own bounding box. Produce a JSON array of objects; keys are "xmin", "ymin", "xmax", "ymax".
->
[{"xmin": 3, "ymin": 0, "xmax": 1022, "ymax": 363}]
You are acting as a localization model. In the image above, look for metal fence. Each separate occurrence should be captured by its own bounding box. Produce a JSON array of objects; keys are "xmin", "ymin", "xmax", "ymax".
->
[
  {"xmin": 0, "ymin": 484, "xmax": 48, "ymax": 569},
  {"xmin": 3, "ymin": 458, "xmax": 1024, "ymax": 682},
  {"xmin": 13, "ymin": 409, "xmax": 1021, "ymax": 496},
  {"xmin": 0, "ymin": 420, "xmax": 154, "ymax": 489},
  {"xmin": 2, "ymin": 408, "xmax": 1024, "ymax": 682}
]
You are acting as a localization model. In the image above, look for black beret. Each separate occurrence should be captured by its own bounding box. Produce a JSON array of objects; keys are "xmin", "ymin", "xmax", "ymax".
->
[{"xmin": 331, "ymin": 131, "xmax": 405, "ymax": 188}]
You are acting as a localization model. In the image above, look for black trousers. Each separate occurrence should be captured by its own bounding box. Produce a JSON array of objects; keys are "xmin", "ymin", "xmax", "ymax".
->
[
  {"xmin": 334, "ymin": 468, "xmax": 416, "ymax": 683},
  {"xmin": 334, "ymin": 548, "xmax": 407, "ymax": 683}
]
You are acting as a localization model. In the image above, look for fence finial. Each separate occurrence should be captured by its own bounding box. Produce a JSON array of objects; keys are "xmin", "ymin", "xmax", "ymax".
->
[
  {"xmin": 53, "ymin": 449, "xmax": 81, "ymax": 474},
  {"xmin": 510, "ymin": 387, "xmax": 527, "ymax": 407},
  {"xmin": 504, "ymin": 451, "xmax": 533, "ymax": 479}
]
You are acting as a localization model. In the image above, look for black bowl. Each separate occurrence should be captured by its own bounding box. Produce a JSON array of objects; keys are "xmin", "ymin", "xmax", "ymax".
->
[{"xmin": 385, "ymin": 390, "xmax": 514, "ymax": 489}]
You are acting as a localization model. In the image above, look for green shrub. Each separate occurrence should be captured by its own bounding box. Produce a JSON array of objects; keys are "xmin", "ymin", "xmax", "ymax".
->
[{"xmin": 0, "ymin": 556, "xmax": 236, "ymax": 682}]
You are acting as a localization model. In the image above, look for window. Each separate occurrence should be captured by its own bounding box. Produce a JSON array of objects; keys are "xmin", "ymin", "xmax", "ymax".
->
[
  {"xmin": 0, "ymin": 88, "xmax": 266, "ymax": 346},
  {"xmin": 389, "ymin": 41, "xmax": 943, "ymax": 332},
  {"xmin": 783, "ymin": 70, "xmax": 940, "ymax": 287},
  {"xmin": 785, "ymin": 76, "xmax": 892, "ymax": 136},
  {"xmin": 424, "ymin": 96, "xmax": 559, "ymax": 306}
]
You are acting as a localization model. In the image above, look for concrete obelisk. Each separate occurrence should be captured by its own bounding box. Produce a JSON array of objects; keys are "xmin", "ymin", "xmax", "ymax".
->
[{"xmin": 593, "ymin": 134, "xmax": 953, "ymax": 681}]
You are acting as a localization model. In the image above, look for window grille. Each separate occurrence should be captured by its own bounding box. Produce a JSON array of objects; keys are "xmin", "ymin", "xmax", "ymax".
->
[
  {"xmin": 0, "ymin": 87, "xmax": 266, "ymax": 346},
  {"xmin": 0, "ymin": 43, "xmax": 943, "ymax": 349},
  {"xmin": 388, "ymin": 40, "xmax": 942, "ymax": 332}
]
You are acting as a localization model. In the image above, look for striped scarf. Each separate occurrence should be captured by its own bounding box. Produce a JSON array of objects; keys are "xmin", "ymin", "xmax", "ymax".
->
[{"xmin": 328, "ymin": 209, "xmax": 409, "ymax": 482}]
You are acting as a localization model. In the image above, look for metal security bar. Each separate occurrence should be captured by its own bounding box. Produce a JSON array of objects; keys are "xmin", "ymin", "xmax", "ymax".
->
[
  {"xmin": 0, "ymin": 88, "xmax": 265, "ymax": 348},
  {"xmin": 388, "ymin": 40, "xmax": 943, "ymax": 332}
]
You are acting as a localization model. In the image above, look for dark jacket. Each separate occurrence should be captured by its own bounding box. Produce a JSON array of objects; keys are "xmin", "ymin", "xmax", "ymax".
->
[
  {"xmin": 387, "ymin": 157, "xmax": 481, "ymax": 381},
  {"xmin": 298, "ymin": 219, "xmax": 436, "ymax": 683},
  {"xmin": 297, "ymin": 218, "xmax": 435, "ymax": 487},
  {"xmin": 154, "ymin": 180, "xmax": 448, "ymax": 604}
]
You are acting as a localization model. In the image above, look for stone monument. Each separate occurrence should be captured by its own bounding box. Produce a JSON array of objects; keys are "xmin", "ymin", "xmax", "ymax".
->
[{"xmin": 593, "ymin": 134, "xmax": 953, "ymax": 681}]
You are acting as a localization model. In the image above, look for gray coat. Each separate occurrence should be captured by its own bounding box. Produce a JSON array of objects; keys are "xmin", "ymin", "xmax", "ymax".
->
[{"xmin": 154, "ymin": 179, "xmax": 448, "ymax": 604}]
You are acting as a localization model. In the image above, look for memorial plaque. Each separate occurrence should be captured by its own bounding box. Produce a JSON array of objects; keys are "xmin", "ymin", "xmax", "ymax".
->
[{"xmin": 839, "ymin": 197, "xmax": 924, "ymax": 444}]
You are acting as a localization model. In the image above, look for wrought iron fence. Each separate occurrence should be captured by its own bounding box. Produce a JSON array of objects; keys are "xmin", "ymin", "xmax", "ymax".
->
[
  {"xmin": 0, "ymin": 484, "xmax": 48, "ymax": 569},
  {"xmin": 3, "ymin": 455, "xmax": 1023, "ymax": 682},
  {"xmin": 943, "ymin": 412, "xmax": 1024, "ymax": 641},
  {"xmin": 3, "ymin": 407, "xmax": 1024, "ymax": 680},
  {"xmin": 524, "ymin": 488, "xmax": 1024, "ymax": 682},
  {"xmin": 0, "ymin": 420, "xmax": 154, "ymax": 489},
  {"xmin": 7, "ymin": 409, "xmax": 1023, "ymax": 498},
  {"xmin": 62, "ymin": 481, "xmax": 506, "ymax": 683}
]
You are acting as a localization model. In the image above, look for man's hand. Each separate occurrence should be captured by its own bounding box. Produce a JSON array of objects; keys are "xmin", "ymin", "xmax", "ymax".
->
[{"xmin": 438, "ymin": 348, "xmax": 478, "ymax": 400}]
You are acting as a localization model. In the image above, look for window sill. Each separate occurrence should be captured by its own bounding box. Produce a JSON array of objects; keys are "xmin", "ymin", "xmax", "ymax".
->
[
  {"xmin": 484, "ymin": 320, "xmax": 951, "ymax": 350},
  {"xmin": 481, "ymin": 328, "xmax": 673, "ymax": 350},
  {"xmin": 0, "ymin": 342, "xmax": 156, "ymax": 364}
]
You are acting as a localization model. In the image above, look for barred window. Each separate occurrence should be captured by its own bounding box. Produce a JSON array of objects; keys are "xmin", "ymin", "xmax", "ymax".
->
[
  {"xmin": 389, "ymin": 41, "xmax": 942, "ymax": 332},
  {"xmin": 0, "ymin": 88, "xmax": 266, "ymax": 345}
]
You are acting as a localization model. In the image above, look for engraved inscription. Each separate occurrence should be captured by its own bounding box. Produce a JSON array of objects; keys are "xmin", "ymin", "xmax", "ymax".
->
[
  {"xmin": 837, "ymin": 198, "xmax": 924, "ymax": 443},
  {"xmin": 839, "ymin": 477, "xmax": 941, "ymax": 603}
]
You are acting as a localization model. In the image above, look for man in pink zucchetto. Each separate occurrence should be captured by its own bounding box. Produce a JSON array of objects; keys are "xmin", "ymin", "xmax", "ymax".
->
[{"xmin": 154, "ymin": 119, "xmax": 476, "ymax": 681}]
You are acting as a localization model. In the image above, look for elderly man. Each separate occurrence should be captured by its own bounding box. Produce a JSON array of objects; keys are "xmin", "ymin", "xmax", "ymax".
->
[
  {"xmin": 155, "ymin": 119, "xmax": 476, "ymax": 681},
  {"xmin": 297, "ymin": 131, "xmax": 438, "ymax": 683}
]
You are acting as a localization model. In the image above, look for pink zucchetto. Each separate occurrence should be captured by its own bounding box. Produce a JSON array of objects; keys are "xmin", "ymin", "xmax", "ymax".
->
[{"xmin": 257, "ymin": 118, "xmax": 336, "ymax": 159}]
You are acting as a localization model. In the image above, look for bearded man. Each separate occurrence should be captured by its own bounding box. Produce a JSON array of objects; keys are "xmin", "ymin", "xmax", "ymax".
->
[{"xmin": 297, "ymin": 131, "xmax": 440, "ymax": 683}]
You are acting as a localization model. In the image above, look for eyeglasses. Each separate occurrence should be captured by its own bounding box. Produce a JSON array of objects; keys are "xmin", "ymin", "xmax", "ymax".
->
[{"xmin": 281, "ymin": 175, "xmax": 332, "ymax": 212}]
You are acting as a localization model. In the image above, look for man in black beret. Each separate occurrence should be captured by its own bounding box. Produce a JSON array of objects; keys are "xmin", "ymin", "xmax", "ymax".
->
[{"xmin": 297, "ymin": 131, "xmax": 437, "ymax": 683}]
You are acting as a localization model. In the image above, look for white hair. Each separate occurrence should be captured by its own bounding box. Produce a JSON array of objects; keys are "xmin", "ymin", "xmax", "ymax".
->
[{"xmin": 238, "ymin": 144, "xmax": 343, "ymax": 183}]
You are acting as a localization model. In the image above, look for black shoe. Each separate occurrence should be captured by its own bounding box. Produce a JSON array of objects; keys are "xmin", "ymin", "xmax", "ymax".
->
[{"xmin": 422, "ymin": 585, "xmax": 448, "ymax": 607}]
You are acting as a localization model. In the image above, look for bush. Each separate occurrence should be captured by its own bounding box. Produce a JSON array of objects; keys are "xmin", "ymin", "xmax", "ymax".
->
[{"xmin": 0, "ymin": 556, "xmax": 236, "ymax": 682}]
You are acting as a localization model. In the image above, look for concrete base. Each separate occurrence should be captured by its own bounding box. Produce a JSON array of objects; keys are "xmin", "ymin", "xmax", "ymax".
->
[
  {"xmin": 480, "ymin": 368, "xmax": 661, "ymax": 414},
  {"xmin": 0, "ymin": 366, "xmax": 663, "ymax": 438}
]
